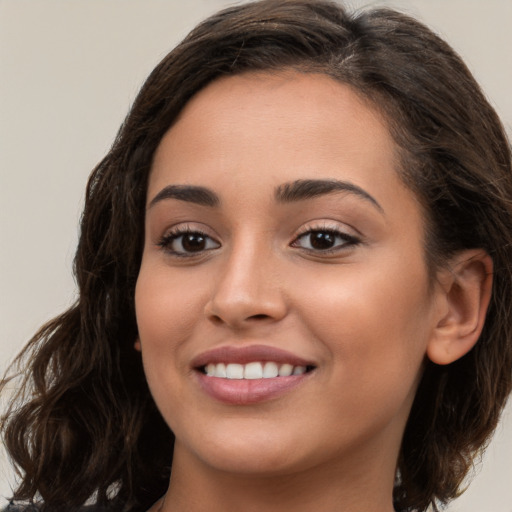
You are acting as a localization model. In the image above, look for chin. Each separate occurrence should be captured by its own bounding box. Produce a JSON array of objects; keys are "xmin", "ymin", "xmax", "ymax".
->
[{"xmin": 175, "ymin": 421, "xmax": 314, "ymax": 476}]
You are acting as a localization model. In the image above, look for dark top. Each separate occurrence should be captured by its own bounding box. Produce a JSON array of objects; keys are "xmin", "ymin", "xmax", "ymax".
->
[
  {"xmin": 2, "ymin": 507, "xmax": 38, "ymax": 512},
  {"xmin": 2, "ymin": 506, "xmax": 109, "ymax": 512}
]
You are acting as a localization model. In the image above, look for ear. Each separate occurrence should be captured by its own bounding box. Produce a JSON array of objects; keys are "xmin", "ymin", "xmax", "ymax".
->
[
  {"xmin": 134, "ymin": 338, "xmax": 142, "ymax": 352},
  {"xmin": 427, "ymin": 249, "xmax": 493, "ymax": 365}
]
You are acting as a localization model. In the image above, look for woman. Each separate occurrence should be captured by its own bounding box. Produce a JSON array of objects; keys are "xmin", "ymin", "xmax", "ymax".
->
[{"xmin": 2, "ymin": 1, "xmax": 511, "ymax": 511}]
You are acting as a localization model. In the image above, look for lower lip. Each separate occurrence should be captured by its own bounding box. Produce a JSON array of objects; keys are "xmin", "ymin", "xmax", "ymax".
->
[{"xmin": 196, "ymin": 371, "xmax": 312, "ymax": 405}]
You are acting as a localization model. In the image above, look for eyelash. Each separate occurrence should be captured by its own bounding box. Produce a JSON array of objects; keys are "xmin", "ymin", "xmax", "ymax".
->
[
  {"xmin": 291, "ymin": 226, "xmax": 361, "ymax": 254},
  {"xmin": 157, "ymin": 226, "xmax": 220, "ymax": 258},
  {"xmin": 157, "ymin": 224, "xmax": 361, "ymax": 258}
]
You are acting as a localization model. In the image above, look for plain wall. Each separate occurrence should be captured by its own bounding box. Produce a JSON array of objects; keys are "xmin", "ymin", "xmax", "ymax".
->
[{"xmin": 1, "ymin": 1, "xmax": 511, "ymax": 510}]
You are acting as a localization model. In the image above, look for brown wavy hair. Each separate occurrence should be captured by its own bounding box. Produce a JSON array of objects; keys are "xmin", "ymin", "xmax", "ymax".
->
[{"xmin": 2, "ymin": 1, "xmax": 512, "ymax": 511}]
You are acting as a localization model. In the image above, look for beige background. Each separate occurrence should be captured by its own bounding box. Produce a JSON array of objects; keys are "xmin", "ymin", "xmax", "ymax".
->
[{"xmin": 1, "ymin": 1, "xmax": 511, "ymax": 510}]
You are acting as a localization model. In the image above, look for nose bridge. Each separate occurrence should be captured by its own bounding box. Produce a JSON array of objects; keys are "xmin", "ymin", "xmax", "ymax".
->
[{"xmin": 206, "ymin": 232, "xmax": 286, "ymax": 326}]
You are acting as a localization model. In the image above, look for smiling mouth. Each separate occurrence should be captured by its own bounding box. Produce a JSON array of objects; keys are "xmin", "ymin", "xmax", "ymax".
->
[{"xmin": 201, "ymin": 361, "xmax": 316, "ymax": 379}]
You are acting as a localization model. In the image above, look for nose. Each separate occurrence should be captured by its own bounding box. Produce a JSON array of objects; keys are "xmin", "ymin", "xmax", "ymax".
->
[{"xmin": 204, "ymin": 241, "xmax": 288, "ymax": 329}]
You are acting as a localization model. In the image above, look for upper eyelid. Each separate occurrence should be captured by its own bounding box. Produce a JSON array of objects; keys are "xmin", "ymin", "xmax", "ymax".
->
[
  {"xmin": 159, "ymin": 222, "xmax": 219, "ymax": 239},
  {"xmin": 294, "ymin": 220, "xmax": 361, "ymax": 238}
]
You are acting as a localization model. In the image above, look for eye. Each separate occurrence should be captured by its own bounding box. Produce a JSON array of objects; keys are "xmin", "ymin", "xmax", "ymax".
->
[
  {"xmin": 158, "ymin": 228, "xmax": 220, "ymax": 256},
  {"xmin": 292, "ymin": 228, "xmax": 360, "ymax": 252}
]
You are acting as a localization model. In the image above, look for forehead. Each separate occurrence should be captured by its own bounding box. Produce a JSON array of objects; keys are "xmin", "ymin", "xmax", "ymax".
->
[
  {"xmin": 149, "ymin": 71, "xmax": 420, "ymax": 225},
  {"xmin": 156, "ymin": 71, "xmax": 395, "ymax": 171}
]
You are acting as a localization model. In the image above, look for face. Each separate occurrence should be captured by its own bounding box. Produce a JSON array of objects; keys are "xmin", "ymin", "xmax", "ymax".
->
[{"xmin": 135, "ymin": 72, "xmax": 442, "ymax": 479}]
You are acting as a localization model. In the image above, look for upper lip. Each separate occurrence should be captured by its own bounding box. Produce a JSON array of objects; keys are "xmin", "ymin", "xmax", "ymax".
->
[{"xmin": 191, "ymin": 344, "xmax": 316, "ymax": 369}]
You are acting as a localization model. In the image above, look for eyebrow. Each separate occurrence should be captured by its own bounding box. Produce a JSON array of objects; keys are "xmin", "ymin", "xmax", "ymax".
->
[
  {"xmin": 275, "ymin": 179, "xmax": 383, "ymax": 213},
  {"xmin": 148, "ymin": 178, "xmax": 383, "ymax": 213},
  {"xmin": 148, "ymin": 184, "xmax": 220, "ymax": 209}
]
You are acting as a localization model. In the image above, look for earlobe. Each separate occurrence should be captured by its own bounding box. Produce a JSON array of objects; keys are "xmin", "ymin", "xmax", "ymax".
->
[
  {"xmin": 134, "ymin": 338, "xmax": 142, "ymax": 352},
  {"xmin": 427, "ymin": 250, "xmax": 493, "ymax": 365}
]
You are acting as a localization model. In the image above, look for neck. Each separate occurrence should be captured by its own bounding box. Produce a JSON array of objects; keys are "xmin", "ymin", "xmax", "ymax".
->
[{"xmin": 158, "ymin": 440, "xmax": 397, "ymax": 512}]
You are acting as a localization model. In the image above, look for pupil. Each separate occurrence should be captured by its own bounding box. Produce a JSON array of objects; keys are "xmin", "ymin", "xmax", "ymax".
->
[
  {"xmin": 182, "ymin": 234, "xmax": 206, "ymax": 252},
  {"xmin": 310, "ymin": 232, "xmax": 334, "ymax": 250}
]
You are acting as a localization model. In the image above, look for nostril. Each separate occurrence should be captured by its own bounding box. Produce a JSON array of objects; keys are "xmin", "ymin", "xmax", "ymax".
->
[
  {"xmin": 209, "ymin": 314, "xmax": 224, "ymax": 326},
  {"xmin": 247, "ymin": 314, "xmax": 271, "ymax": 321},
  {"xmin": 206, "ymin": 312, "xmax": 271, "ymax": 327}
]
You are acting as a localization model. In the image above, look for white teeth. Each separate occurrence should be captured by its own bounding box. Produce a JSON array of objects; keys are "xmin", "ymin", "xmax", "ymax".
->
[
  {"xmin": 226, "ymin": 363, "xmax": 244, "ymax": 379},
  {"xmin": 278, "ymin": 363, "xmax": 293, "ymax": 377},
  {"xmin": 216, "ymin": 362, "xmax": 227, "ymax": 378},
  {"xmin": 205, "ymin": 361, "xmax": 310, "ymax": 379},
  {"xmin": 244, "ymin": 362, "xmax": 263, "ymax": 379},
  {"xmin": 262, "ymin": 361, "xmax": 278, "ymax": 378}
]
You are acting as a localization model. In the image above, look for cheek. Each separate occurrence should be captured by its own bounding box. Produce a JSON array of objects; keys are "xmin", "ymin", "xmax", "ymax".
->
[
  {"xmin": 135, "ymin": 261, "xmax": 201, "ymax": 344},
  {"xmin": 134, "ymin": 262, "xmax": 200, "ymax": 424},
  {"xmin": 303, "ymin": 266, "xmax": 431, "ymax": 433},
  {"xmin": 134, "ymin": 262, "xmax": 203, "ymax": 397},
  {"xmin": 294, "ymin": 256, "xmax": 433, "ymax": 381}
]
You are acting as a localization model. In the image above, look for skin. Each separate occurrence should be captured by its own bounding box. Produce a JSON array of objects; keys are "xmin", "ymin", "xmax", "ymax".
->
[{"xmin": 135, "ymin": 71, "xmax": 478, "ymax": 512}]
